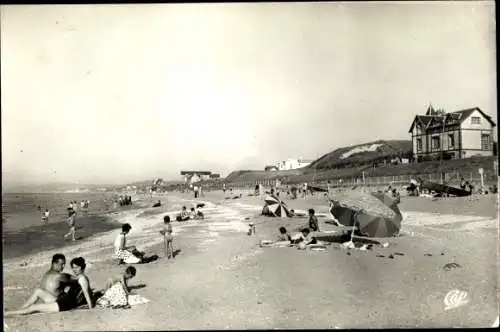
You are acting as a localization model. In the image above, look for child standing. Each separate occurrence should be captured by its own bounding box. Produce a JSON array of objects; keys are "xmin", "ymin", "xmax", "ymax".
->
[
  {"xmin": 41, "ymin": 209, "xmax": 50, "ymax": 224},
  {"xmin": 308, "ymin": 208, "xmax": 319, "ymax": 232},
  {"xmin": 160, "ymin": 215, "xmax": 174, "ymax": 259}
]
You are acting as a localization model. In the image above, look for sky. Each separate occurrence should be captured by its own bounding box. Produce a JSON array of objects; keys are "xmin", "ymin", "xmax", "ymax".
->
[{"xmin": 1, "ymin": 2, "xmax": 497, "ymax": 186}]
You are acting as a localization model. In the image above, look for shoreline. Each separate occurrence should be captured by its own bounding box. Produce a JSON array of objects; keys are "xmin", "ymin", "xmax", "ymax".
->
[{"xmin": 3, "ymin": 191, "xmax": 498, "ymax": 329}]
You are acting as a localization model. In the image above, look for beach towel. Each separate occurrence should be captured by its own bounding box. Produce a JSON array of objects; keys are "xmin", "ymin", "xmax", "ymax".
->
[
  {"xmin": 128, "ymin": 294, "xmax": 150, "ymax": 306},
  {"xmin": 115, "ymin": 249, "xmax": 141, "ymax": 264},
  {"xmin": 97, "ymin": 283, "xmax": 150, "ymax": 309}
]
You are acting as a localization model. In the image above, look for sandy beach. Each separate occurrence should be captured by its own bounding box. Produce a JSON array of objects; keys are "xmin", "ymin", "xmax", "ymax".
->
[{"xmin": 3, "ymin": 190, "xmax": 498, "ymax": 330}]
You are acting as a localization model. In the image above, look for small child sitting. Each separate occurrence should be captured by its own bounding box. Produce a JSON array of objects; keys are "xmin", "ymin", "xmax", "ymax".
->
[
  {"xmin": 97, "ymin": 266, "xmax": 137, "ymax": 309},
  {"xmin": 190, "ymin": 207, "xmax": 204, "ymax": 220},
  {"xmin": 277, "ymin": 226, "xmax": 292, "ymax": 242},
  {"xmin": 295, "ymin": 228, "xmax": 318, "ymax": 249}
]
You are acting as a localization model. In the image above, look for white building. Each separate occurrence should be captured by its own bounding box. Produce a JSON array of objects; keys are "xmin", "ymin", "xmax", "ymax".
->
[{"xmin": 277, "ymin": 158, "xmax": 313, "ymax": 171}]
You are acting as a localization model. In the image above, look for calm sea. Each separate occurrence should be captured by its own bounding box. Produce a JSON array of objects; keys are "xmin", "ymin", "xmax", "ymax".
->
[{"xmin": 2, "ymin": 192, "xmax": 126, "ymax": 260}]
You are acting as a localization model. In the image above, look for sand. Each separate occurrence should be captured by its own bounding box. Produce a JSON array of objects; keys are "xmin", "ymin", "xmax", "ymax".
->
[{"xmin": 3, "ymin": 190, "xmax": 498, "ymax": 330}]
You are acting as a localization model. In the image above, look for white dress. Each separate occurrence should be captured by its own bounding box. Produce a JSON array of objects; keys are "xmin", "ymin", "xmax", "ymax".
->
[{"xmin": 113, "ymin": 233, "xmax": 141, "ymax": 264}]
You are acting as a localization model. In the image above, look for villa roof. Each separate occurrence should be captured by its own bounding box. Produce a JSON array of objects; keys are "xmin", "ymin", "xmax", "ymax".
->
[
  {"xmin": 409, "ymin": 106, "xmax": 496, "ymax": 132},
  {"xmin": 180, "ymin": 171, "xmax": 212, "ymax": 175}
]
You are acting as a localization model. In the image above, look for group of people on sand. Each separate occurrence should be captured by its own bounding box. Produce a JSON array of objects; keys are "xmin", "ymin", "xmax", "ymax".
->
[
  {"xmin": 119, "ymin": 196, "xmax": 133, "ymax": 207},
  {"xmin": 262, "ymin": 226, "xmax": 319, "ymax": 250},
  {"xmin": 4, "ymin": 254, "xmax": 138, "ymax": 316},
  {"xmin": 175, "ymin": 205, "xmax": 204, "ymax": 222},
  {"xmin": 113, "ymin": 216, "xmax": 178, "ymax": 263}
]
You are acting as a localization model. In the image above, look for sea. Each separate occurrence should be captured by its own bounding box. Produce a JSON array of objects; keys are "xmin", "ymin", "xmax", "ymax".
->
[{"xmin": 1, "ymin": 192, "xmax": 131, "ymax": 260}]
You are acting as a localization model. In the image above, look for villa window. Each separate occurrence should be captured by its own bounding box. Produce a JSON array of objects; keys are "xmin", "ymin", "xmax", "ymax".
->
[
  {"xmin": 481, "ymin": 134, "xmax": 491, "ymax": 151},
  {"xmin": 431, "ymin": 136, "xmax": 440, "ymax": 150},
  {"xmin": 448, "ymin": 134, "xmax": 455, "ymax": 149},
  {"xmin": 471, "ymin": 116, "xmax": 481, "ymax": 124},
  {"xmin": 416, "ymin": 138, "xmax": 422, "ymax": 152}
]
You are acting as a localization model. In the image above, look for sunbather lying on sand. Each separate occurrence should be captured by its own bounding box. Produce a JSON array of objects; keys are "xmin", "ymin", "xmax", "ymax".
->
[
  {"xmin": 5, "ymin": 256, "xmax": 93, "ymax": 316},
  {"xmin": 260, "ymin": 227, "xmax": 293, "ymax": 248}
]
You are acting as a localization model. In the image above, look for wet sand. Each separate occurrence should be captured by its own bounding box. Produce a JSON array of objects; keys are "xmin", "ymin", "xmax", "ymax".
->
[{"xmin": 3, "ymin": 190, "xmax": 498, "ymax": 330}]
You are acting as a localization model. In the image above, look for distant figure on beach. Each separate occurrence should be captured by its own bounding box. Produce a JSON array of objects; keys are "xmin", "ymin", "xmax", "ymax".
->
[
  {"xmin": 491, "ymin": 184, "xmax": 498, "ymax": 194},
  {"xmin": 64, "ymin": 210, "xmax": 77, "ymax": 241},
  {"xmin": 5, "ymin": 254, "xmax": 93, "ymax": 315},
  {"xmin": 392, "ymin": 188, "xmax": 401, "ymax": 203},
  {"xmin": 222, "ymin": 183, "xmax": 226, "ymax": 193},
  {"xmin": 303, "ymin": 182, "xmax": 308, "ymax": 198},
  {"xmin": 176, "ymin": 206, "xmax": 190, "ymax": 221},
  {"xmin": 460, "ymin": 177, "xmax": 466, "ymax": 190},
  {"xmin": 465, "ymin": 181, "xmax": 474, "ymax": 194},
  {"xmin": 308, "ymin": 209, "xmax": 319, "ymax": 232},
  {"xmin": 41, "ymin": 209, "xmax": 50, "ymax": 224},
  {"xmin": 386, "ymin": 185, "xmax": 392, "ymax": 194},
  {"xmin": 190, "ymin": 207, "xmax": 204, "ymax": 220},
  {"xmin": 277, "ymin": 226, "xmax": 292, "ymax": 242},
  {"xmin": 193, "ymin": 185, "xmax": 199, "ymax": 198},
  {"xmin": 295, "ymin": 228, "xmax": 318, "ymax": 249},
  {"xmin": 160, "ymin": 216, "xmax": 174, "ymax": 259}
]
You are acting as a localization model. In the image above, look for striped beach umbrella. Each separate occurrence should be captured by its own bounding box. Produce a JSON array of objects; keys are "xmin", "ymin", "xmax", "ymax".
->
[
  {"xmin": 329, "ymin": 191, "xmax": 402, "ymax": 238},
  {"xmin": 264, "ymin": 195, "xmax": 291, "ymax": 218}
]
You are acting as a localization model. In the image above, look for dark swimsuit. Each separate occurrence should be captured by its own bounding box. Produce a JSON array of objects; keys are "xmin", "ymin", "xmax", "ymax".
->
[{"xmin": 56, "ymin": 283, "xmax": 86, "ymax": 311}]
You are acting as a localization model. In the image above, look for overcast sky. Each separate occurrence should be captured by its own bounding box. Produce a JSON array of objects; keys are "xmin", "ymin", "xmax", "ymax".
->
[{"xmin": 1, "ymin": 2, "xmax": 496, "ymax": 186}]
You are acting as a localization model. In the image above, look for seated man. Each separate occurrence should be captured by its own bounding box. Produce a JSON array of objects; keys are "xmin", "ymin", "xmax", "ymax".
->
[
  {"xmin": 261, "ymin": 205, "xmax": 272, "ymax": 216},
  {"xmin": 4, "ymin": 254, "xmax": 88, "ymax": 316},
  {"xmin": 176, "ymin": 206, "xmax": 190, "ymax": 221}
]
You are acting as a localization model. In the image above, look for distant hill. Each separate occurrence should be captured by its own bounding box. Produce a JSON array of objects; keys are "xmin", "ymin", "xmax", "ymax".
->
[
  {"xmin": 308, "ymin": 140, "xmax": 413, "ymax": 170},
  {"xmin": 4, "ymin": 182, "xmax": 112, "ymax": 193}
]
